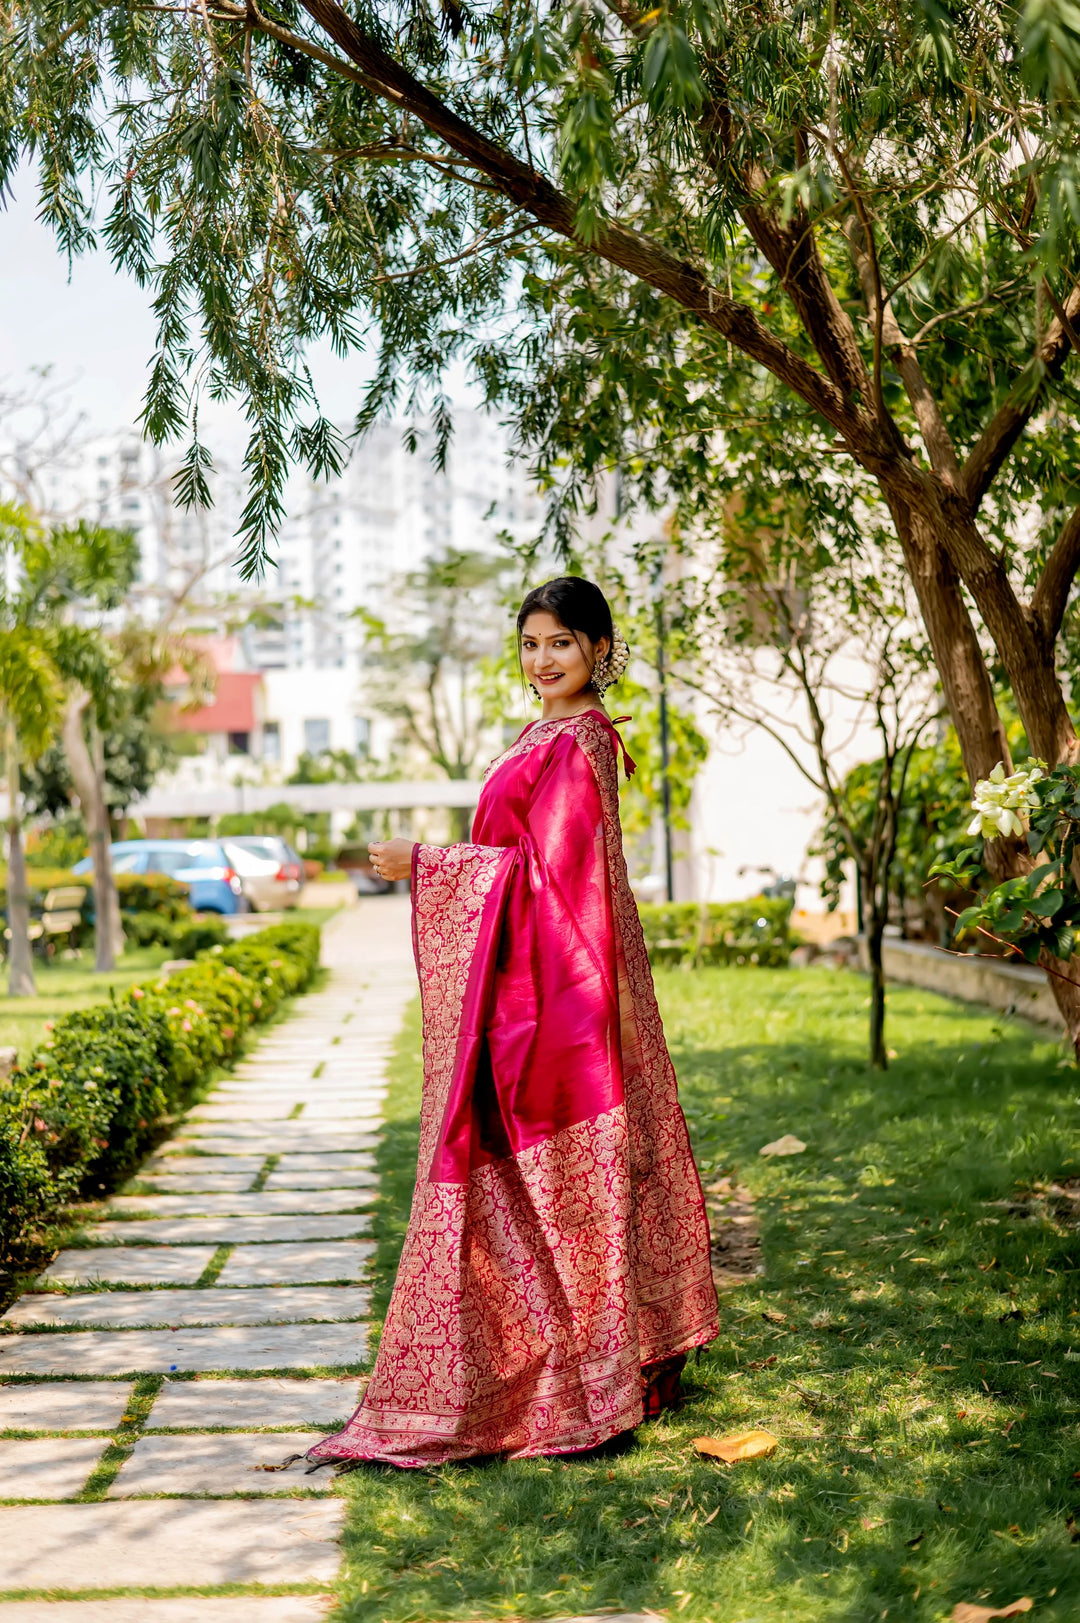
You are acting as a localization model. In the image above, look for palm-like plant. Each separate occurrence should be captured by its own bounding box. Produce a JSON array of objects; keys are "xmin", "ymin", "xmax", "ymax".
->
[
  {"xmin": 0, "ymin": 625, "xmax": 63, "ymax": 995},
  {"xmin": 0, "ymin": 507, "xmax": 139, "ymax": 976}
]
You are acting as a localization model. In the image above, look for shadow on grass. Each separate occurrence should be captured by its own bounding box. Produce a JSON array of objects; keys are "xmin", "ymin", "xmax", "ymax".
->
[{"xmin": 334, "ymin": 969, "xmax": 1080, "ymax": 1623}]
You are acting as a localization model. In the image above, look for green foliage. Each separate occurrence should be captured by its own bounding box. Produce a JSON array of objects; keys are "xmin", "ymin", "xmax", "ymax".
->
[
  {"xmin": 0, "ymin": 626, "xmax": 64, "ymax": 760},
  {"xmin": 25, "ymin": 817, "xmax": 88, "ymax": 870},
  {"xmin": 285, "ymin": 751, "xmax": 365, "ymax": 786},
  {"xmin": 212, "ymin": 921, "xmax": 323, "ymax": 1018},
  {"xmin": 637, "ymin": 896, "xmax": 793, "ymax": 967},
  {"xmin": 617, "ymin": 677, "xmax": 710, "ymax": 836},
  {"xmin": 216, "ymin": 803, "xmax": 305, "ymax": 836},
  {"xmin": 0, "ymin": 1115, "xmax": 55, "ymax": 1259},
  {"xmin": 112, "ymin": 871, "xmax": 191, "ymax": 921},
  {"xmin": 217, "ymin": 802, "xmax": 332, "ymax": 861},
  {"xmin": 122, "ymin": 909, "xmax": 229, "ymax": 957},
  {"xmin": 19, "ymin": 1000, "xmax": 171, "ymax": 1188},
  {"xmin": 0, "ymin": 920, "xmax": 321, "ymax": 1269},
  {"xmin": 930, "ymin": 760, "xmax": 1080, "ymax": 963},
  {"xmin": 21, "ymin": 694, "xmax": 179, "ymax": 825},
  {"xmin": 813, "ymin": 732, "xmax": 973, "ymax": 910},
  {"xmin": 5, "ymin": 0, "xmax": 1078, "ymax": 577}
]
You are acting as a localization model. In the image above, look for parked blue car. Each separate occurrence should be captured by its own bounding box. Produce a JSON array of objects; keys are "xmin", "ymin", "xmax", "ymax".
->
[{"xmin": 73, "ymin": 840, "xmax": 250, "ymax": 915}]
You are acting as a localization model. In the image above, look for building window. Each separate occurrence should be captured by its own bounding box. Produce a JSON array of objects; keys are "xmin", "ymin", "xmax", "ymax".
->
[
  {"xmin": 304, "ymin": 717, "xmax": 331, "ymax": 754},
  {"xmin": 354, "ymin": 717, "xmax": 371, "ymax": 757},
  {"xmin": 227, "ymin": 731, "xmax": 250, "ymax": 755},
  {"xmin": 262, "ymin": 722, "xmax": 281, "ymax": 762}
]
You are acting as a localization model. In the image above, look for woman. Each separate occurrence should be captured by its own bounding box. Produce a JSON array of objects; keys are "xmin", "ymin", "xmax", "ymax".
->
[{"xmin": 306, "ymin": 576, "xmax": 717, "ymax": 1468}]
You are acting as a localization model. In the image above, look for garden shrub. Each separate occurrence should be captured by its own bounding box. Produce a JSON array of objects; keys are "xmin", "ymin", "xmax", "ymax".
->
[
  {"xmin": 123, "ymin": 910, "xmax": 228, "ymax": 957},
  {"xmin": 172, "ymin": 915, "xmax": 230, "ymax": 956},
  {"xmin": 637, "ymin": 897, "xmax": 793, "ymax": 968},
  {"xmin": 0, "ymin": 1112, "xmax": 62, "ymax": 1273},
  {"xmin": 0, "ymin": 920, "xmax": 321, "ymax": 1273},
  {"xmin": 20, "ymin": 1003, "xmax": 172, "ymax": 1190},
  {"xmin": 113, "ymin": 872, "xmax": 192, "ymax": 920}
]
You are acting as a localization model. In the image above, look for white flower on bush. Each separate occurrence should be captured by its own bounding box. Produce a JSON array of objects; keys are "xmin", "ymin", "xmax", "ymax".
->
[{"xmin": 967, "ymin": 761, "xmax": 1044, "ymax": 840}]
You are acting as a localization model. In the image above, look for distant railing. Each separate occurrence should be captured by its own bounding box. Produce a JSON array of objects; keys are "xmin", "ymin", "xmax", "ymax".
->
[{"xmin": 127, "ymin": 780, "xmax": 484, "ymax": 817}]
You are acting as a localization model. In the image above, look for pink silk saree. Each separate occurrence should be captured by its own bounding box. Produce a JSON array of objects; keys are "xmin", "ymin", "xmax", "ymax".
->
[{"xmin": 307, "ymin": 709, "xmax": 717, "ymax": 1468}]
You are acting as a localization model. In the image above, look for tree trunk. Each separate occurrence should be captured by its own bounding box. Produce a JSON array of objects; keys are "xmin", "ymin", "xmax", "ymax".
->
[
  {"xmin": 884, "ymin": 488, "xmax": 1080, "ymax": 1052},
  {"xmin": 886, "ymin": 491, "xmax": 1012, "ymax": 788},
  {"xmin": 62, "ymin": 692, "xmax": 122, "ymax": 972},
  {"xmin": 90, "ymin": 719, "xmax": 124, "ymax": 961},
  {"xmin": 865, "ymin": 904, "xmax": 888, "ymax": 1071},
  {"xmin": 942, "ymin": 509, "xmax": 1080, "ymax": 770},
  {"xmin": 5, "ymin": 717, "xmax": 36, "ymax": 998}
]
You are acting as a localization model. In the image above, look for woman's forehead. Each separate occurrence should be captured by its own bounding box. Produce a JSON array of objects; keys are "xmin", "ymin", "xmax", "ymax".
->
[{"xmin": 521, "ymin": 610, "xmax": 574, "ymax": 637}]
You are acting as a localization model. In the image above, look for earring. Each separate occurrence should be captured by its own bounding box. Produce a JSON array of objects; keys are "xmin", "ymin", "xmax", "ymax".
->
[
  {"xmin": 528, "ymin": 684, "xmax": 541, "ymax": 701},
  {"xmin": 592, "ymin": 627, "xmax": 631, "ymax": 697}
]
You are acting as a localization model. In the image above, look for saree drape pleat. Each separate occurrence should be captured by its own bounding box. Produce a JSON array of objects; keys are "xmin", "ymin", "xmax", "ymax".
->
[{"xmin": 307, "ymin": 710, "xmax": 717, "ymax": 1467}]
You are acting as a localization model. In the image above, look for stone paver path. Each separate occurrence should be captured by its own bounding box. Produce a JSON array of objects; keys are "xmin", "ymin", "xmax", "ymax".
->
[{"xmin": 0, "ymin": 899, "xmax": 414, "ymax": 1621}]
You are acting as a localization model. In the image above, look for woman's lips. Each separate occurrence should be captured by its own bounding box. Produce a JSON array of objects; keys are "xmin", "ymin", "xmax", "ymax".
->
[{"xmin": 537, "ymin": 673, "xmax": 563, "ymax": 682}]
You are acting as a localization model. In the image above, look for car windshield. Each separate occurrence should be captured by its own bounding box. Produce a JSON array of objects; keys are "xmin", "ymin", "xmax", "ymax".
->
[
  {"xmin": 110, "ymin": 850, "xmax": 145, "ymax": 874},
  {"xmin": 179, "ymin": 846, "xmax": 229, "ymax": 870},
  {"xmin": 230, "ymin": 838, "xmax": 281, "ymax": 858},
  {"xmin": 144, "ymin": 845, "xmax": 224, "ymax": 874},
  {"xmin": 222, "ymin": 842, "xmax": 275, "ymax": 875}
]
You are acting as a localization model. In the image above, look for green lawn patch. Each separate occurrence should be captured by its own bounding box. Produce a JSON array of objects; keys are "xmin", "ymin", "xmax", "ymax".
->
[
  {"xmin": 0, "ymin": 946, "xmax": 174, "ymax": 1057},
  {"xmin": 333, "ymin": 966, "xmax": 1080, "ymax": 1623}
]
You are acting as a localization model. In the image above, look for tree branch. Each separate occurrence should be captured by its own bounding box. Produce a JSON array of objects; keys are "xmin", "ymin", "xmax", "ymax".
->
[
  {"xmin": 962, "ymin": 282, "xmax": 1080, "ymax": 509},
  {"xmin": 265, "ymin": 0, "xmax": 867, "ymax": 443},
  {"xmin": 1031, "ymin": 501, "xmax": 1080, "ymax": 642},
  {"xmin": 370, "ymin": 223, "xmax": 538, "ymax": 285},
  {"xmin": 738, "ymin": 193, "xmax": 875, "ymax": 416},
  {"xmin": 843, "ymin": 217, "xmax": 961, "ymax": 484}
]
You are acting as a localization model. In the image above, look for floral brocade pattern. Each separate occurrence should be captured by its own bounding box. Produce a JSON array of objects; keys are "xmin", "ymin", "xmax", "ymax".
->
[
  {"xmin": 307, "ymin": 714, "xmax": 717, "ymax": 1468},
  {"xmin": 408, "ymin": 841, "xmax": 509, "ymax": 1185}
]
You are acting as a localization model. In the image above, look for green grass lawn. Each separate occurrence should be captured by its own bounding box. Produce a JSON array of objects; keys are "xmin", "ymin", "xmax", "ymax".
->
[
  {"xmin": 0, "ymin": 946, "xmax": 174, "ymax": 1058},
  {"xmin": 334, "ymin": 966, "xmax": 1080, "ymax": 1623}
]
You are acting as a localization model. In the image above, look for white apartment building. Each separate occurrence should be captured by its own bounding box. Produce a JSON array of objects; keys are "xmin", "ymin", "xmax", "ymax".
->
[
  {"xmin": 24, "ymin": 411, "xmax": 540, "ymax": 785},
  {"xmin": 256, "ymin": 413, "xmax": 542, "ymax": 672}
]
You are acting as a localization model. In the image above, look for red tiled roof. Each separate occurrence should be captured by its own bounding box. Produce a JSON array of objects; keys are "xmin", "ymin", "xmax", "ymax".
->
[{"xmin": 170, "ymin": 671, "xmax": 262, "ymax": 734}]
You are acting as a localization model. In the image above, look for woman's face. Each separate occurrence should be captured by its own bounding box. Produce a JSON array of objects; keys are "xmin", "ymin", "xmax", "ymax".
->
[{"xmin": 520, "ymin": 610, "xmax": 609, "ymax": 700}]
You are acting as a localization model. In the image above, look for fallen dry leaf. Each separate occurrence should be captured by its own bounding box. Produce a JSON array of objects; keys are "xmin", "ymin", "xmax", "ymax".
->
[
  {"xmin": 760, "ymin": 1134, "xmax": 807, "ymax": 1157},
  {"xmin": 950, "ymin": 1599, "xmax": 1033, "ymax": 1623},
  {"xmin": 860, "ymin": 1516, "xmax": 886, "ymax": 1530},
  {"xmin": 693, "ymin": 1429, "xmax": 779, "ymax": 1462}
]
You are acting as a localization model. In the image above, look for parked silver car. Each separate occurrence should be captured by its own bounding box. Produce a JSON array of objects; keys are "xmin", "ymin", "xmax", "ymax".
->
[{"xmin": 221, "ymin": 837, "xmax": 304, "ymax": 913}]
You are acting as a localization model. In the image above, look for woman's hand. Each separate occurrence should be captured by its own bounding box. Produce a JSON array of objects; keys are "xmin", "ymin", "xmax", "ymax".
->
[{"xmin": 368, "ymin": 838, "xmax": 417, "ymax": 883}]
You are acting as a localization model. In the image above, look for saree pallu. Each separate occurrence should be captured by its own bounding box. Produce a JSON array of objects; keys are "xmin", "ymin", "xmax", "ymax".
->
[{"xmin": 307, "ymin": 710, "xmax": 718, "ymax": 1468}]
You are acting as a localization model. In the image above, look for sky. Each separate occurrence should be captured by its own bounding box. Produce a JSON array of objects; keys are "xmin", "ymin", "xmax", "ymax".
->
[{"xmin": 0, "ymin": 167, "xmax": 379, "ymax": 452}]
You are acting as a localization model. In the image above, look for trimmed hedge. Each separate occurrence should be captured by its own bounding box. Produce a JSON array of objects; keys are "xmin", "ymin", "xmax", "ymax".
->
[
  {"xmin": 1, "ymin": 867, "xmax": 222, "ymax": 959},
  {"xmin": 638, "ymin": 897, "xmax": 793, "ymax": 968},
  {"xmin": 124, "ymin": 910, "xmax": 229, "ymax": 957},
  {"xmin": 113, "ymin": 872, "xmax": 192, "ymax": 920},
  {"xmin": 0, "ymin": 921, "xmax": 321, "ymax": 1273}
]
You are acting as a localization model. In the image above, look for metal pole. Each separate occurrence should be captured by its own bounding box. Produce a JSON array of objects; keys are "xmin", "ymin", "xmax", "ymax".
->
[{"xmin": 655, "ymin": 592, "xmax": 675, "ymax": 905}]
